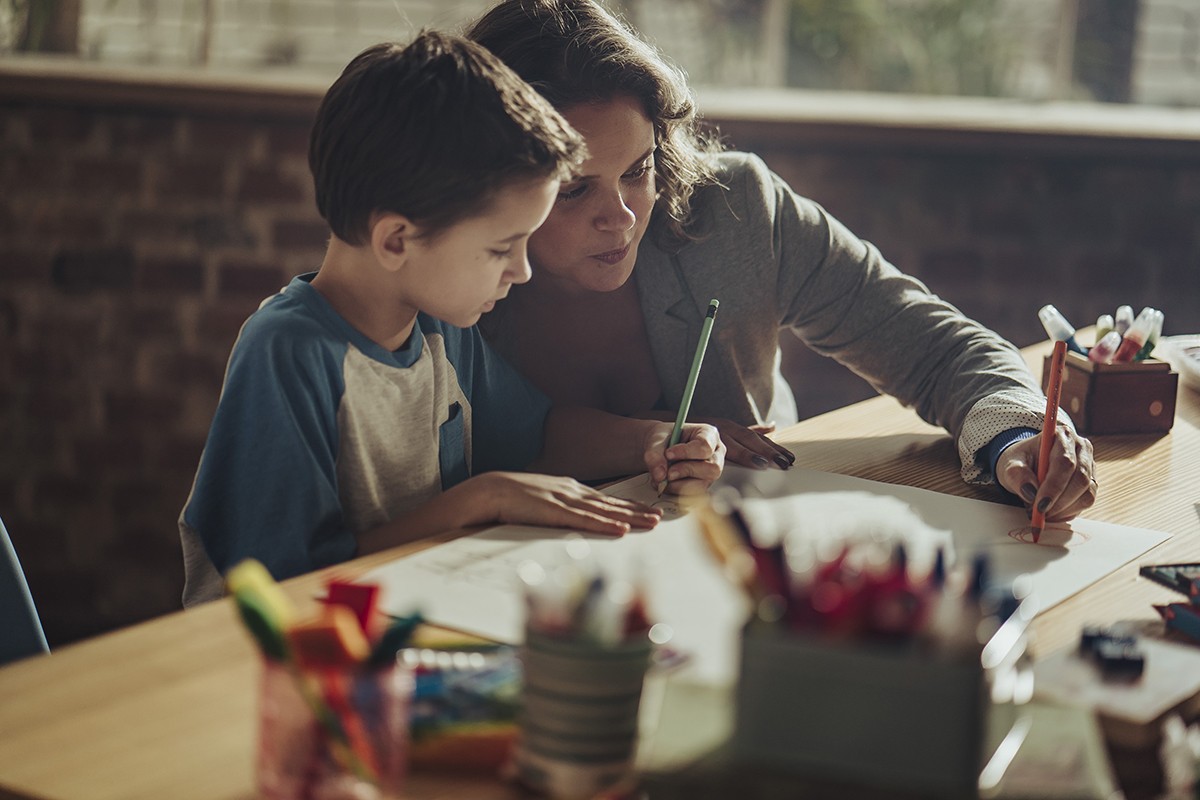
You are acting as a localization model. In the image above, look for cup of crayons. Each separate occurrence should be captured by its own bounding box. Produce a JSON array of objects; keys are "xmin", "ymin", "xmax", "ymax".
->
[
  {"xmin": 227, "ymin": 560, "xmax": 423, "ymax": 800},
  {"xmin": 511, "ymin": 539, "xmax": 659, "ymax": 800},
  {"xmin": 698, "ymin": 489, "xmax": 1030, "ymax": 798}
]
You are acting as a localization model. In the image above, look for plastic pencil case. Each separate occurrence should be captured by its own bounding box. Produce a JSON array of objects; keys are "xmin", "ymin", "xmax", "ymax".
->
[
  {"xmin": 730, "ymin": 623, "xmax": 986, "ymax": 800},
  {"xmin": 401, "ymin": 645, "xmax": 520, "ymax": 772}
]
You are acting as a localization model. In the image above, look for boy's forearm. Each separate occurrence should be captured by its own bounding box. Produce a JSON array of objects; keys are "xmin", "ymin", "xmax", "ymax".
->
[
  {"xmin": 355, "ymin": 479, "xmax": 492, "ymax": 556},
  {"xmin": 529, "ymin": 407, "xmax": 652, "ymax": 480}
]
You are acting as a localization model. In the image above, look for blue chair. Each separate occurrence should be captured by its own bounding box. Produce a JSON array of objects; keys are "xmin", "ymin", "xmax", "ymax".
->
[{"xmin": 1, "ymin": 516, "xmax": 49, "ymax": 665}]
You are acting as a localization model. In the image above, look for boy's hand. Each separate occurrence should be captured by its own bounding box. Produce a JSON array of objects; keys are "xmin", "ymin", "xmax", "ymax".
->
[
  {"xmin": 473, "ymin": 472, "xmax": 662, "ymax": 536},
  {"xmin": 995, "ymin": 427, "xmax": 1098, "ymax": 522},
  {"xmin": 644, "ymin": 422, "xmax": 725, "ymax": 495}
]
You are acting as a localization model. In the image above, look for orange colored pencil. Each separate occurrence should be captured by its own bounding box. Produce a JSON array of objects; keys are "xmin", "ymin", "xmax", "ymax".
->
[{"xmin": 1032, "ymin": 339, "xmax": 1068, "ymax": 543}]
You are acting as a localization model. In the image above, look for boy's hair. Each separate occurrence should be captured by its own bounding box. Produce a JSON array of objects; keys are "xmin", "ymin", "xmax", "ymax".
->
[
  {"xmin": 466, "ymin": 0, "xmax": 721, "ymax": 243},
  {"xmin": 310, "ymin": 30, "xmax": 586, "ymax": 245}
]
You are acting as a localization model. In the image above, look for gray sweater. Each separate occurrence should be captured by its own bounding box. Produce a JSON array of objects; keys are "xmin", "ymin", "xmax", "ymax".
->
[{"xmin": 492, "ymin": 152, "xmax": 1054, "ymax": 483}]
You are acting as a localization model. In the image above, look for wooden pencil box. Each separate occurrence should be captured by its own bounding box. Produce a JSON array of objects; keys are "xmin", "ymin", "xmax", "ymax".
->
[
  {"xmin": 1042, "ymin": 352, "xmax": 1178, "ymax": 436},
  {"xmin": 730, "ymin": 623, "xmax": 986, "ymax": 800}
]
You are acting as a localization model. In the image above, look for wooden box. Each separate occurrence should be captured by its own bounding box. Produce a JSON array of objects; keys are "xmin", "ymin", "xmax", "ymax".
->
[{"xmin": 1043, "ymin": 352, "xmax": 1178, "ymax": 436}]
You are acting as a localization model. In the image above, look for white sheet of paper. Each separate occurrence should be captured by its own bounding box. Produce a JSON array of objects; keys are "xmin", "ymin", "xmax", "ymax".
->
[{"xmin": 363, "ymin": 467, "xmax": 1170, "ymax": 685}]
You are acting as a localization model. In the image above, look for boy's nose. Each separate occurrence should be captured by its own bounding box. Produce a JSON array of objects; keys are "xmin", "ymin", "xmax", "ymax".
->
[{"xmin": 510, "ymin": 249, "xmax": 533, "ymax": 285}]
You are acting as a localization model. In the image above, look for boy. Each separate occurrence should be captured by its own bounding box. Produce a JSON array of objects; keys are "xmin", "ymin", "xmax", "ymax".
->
[{"xmin": 179, "ymin": 32, "xmax": 723, "ymax": 606}]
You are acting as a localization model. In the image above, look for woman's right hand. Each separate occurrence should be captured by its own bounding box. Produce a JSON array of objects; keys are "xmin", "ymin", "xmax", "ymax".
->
[
  {"xmin": 699, "ymin": 418, "xmax": 795, "ymax": 470},
  {"xmin": 469, "ymin": 472, "xmax": 663, "ymax": 536}
]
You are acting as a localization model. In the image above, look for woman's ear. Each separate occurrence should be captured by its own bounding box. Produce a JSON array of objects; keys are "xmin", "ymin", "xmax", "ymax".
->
[{"xmin": 370, "ymin": 213, "xmax": 417, "ymax": 273}]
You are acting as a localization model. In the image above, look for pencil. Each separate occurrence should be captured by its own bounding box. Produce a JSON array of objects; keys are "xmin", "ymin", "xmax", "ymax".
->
[
  {"xmin": 1031, "ymin": 339, "xmax": 1068, "ymax": 543},
  {"xmin": 657, "ymin": 298, "xmax": 719, "ymax": 494}
]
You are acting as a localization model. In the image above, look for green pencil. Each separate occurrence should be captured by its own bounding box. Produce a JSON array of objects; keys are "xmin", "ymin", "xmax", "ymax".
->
[{"xmin": 658, "ymin": 298, "xmax": 719, "ymax": 494}]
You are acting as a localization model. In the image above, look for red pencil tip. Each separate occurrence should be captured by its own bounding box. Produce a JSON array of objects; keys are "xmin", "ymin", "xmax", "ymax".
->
[{"xmin": 1031, "ymin": 526, "xmax": 1041, "ymax": 544}]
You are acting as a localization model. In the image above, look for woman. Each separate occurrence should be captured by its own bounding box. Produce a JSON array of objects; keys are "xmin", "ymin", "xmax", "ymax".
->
[{"xmin": 468, "ymin": 0, "xmax": 1096, "ymax": 521}]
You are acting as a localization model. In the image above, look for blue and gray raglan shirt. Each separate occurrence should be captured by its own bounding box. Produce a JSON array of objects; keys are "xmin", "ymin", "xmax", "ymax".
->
[{"xmin": 179, "ymin": 273, "xmax": 551, "ymax": 606}]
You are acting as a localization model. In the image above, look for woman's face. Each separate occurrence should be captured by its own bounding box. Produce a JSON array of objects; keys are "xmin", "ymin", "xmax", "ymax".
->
[{"xmin": 527, "ymin": 95, "xmax": 657, "ymax": 294}]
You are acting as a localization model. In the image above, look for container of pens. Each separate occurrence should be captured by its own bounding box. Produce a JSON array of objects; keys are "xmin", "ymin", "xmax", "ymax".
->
[
  {"xmin": 700, "ymin": 489, "xmax": 1018, "ymax": 800},
  {"xmin": 256, "ymin": 656, "xmax": 412, "ymax": 799},
  {"xmin": 512, "ymin": 546, "xmax": 656, "ymax": 800},
  {"xmin": 1039, "ymin": 304, "xmax": 1178, "ymax": 435},
  {"xmin": 226, "ymin": 561, "xmax": 419, "ymax": 800}
]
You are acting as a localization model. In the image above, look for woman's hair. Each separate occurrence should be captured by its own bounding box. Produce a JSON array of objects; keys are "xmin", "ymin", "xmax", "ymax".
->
[
  {"xmin": 466, "ymin": 0, "xmax": 722, "ymax": 242},
  {"xmin": 310, "ymin": 31, "xmax": 585, "ymax": 245}
]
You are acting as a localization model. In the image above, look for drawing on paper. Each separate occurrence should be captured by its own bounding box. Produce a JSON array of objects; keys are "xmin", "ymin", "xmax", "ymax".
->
[{"xmin": 1008, "ymin": 524, "xmax": 1091, "ymax": 547}]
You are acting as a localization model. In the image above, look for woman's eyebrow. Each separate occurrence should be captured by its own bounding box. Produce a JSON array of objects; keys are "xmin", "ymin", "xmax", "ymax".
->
[{"xmin": 569, "ymin": 146, "xmax": 656, "ymax": 182}]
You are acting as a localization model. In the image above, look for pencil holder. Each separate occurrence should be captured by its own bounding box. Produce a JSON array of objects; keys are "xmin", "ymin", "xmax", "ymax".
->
[
  {"xmin": 731, "ymin": 623, "xmax": 987, "ymax": 800},
  {"xmin": 1043, "ymin": 352, "xmax": 1178, "ymax": 435},
  {"xmin": 514, "ymin": 629, "xmax": 653, "ymax": 800},
  {"xmin": 256, "ymin": 658, "xmax": 413, "ymax": 800}
]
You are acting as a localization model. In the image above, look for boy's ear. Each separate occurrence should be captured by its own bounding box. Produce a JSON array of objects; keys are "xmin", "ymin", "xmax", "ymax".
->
[{"xmin": 370, "ymin": 213, "xmax": 417, "ymax": 272}]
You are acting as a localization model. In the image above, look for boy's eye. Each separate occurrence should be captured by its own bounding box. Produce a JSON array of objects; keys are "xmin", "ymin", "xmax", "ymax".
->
[
  {"xmin": 489, "ymin": 248, "xmax": 513, "ymax": 259},
  {"xmin": 558, "ymin": 184, "xmax": 587, "ymax": 201}
]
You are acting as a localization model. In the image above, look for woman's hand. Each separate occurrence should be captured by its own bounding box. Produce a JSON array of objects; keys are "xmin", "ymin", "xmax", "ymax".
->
[
  {"xmin": 472, "ymin": 472, "xmax": 662, "ymax": 536},
  {"xmin": 994, "ymin": 427, "xmax": 1098, "ymax": 522},
  {"xmin": 641, "ymin": 422, "xmax": 726, "ymax": 495},
  {"xmin": 698, "ymin": 418, "xmax": 795, "ymax": 471}
]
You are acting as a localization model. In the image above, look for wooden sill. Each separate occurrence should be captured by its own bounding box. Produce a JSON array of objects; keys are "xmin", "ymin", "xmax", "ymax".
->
[{"xmin": 2, "ymin": 56, "xmax": 1199, "ymax": 158}]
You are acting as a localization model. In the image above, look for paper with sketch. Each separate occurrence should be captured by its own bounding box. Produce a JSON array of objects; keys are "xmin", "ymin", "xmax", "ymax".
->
[
  {"xmin": 363, "ymin": 467, "xmax": 1170, "ymax": 685},
  {"xmin": 365, "ymin": 475, "xmax": 750, "ymax": 685}
]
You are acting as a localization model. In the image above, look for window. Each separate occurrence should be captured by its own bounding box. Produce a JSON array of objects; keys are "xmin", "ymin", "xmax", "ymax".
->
[{"xmin": 3, "ymin": 0, "xmax": 1198, "ymax": 109}]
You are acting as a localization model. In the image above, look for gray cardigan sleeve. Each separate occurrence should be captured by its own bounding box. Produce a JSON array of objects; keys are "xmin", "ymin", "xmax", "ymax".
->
[{"xmin": 726, "ymin": 154, "xmax": 1058, "ymax": 483}]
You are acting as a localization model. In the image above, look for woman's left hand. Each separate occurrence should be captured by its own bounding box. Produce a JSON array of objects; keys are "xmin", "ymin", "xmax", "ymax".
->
[{"xmin": 994, "ymin": 426, "xmax": 1098, "ymax": 522}]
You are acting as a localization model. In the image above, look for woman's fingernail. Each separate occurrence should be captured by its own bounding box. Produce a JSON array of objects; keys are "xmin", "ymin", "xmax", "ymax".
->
[
  {"xmin": 773, "ymin": 454, "xmax": 791, "ymax": 469},
  {"xmin": 1021, "ymin": 484, "xmax": 1037, "ymax": 502},
  {"xmin": 1037, "ymin": 498, "xmax": 1050, "ymax": 513},
  {"xmin": 752, "ymin": 455, "xmax": 770, "ymax": 469}
]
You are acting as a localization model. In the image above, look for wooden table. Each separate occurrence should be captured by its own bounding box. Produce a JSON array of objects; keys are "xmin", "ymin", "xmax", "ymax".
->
[{"xmin": 1, "ymin": 341, "xmax": 1196, "ymax": 800}]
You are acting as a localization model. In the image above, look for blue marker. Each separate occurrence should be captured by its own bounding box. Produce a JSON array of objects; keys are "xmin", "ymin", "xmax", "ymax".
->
[{"xmin": 1037, "ymin": 305, "xmax": 1088, "ymax": 356}]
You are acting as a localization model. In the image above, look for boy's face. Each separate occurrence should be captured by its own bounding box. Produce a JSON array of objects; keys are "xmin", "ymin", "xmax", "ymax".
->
[{"xmin": 402, "ymin": 176, "xmax": 559, "ymax": 327}]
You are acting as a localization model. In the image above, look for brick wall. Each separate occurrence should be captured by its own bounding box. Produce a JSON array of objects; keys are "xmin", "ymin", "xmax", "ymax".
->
[
  {"xmin": 0, "ymin": 68, "xmax": 328, "ymax": 644},
  {"xmin": 2, "ymin": 65, "xmax": 1198, "ymax": 647}
]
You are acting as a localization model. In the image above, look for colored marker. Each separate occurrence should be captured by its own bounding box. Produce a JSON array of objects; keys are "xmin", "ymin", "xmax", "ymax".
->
[
  {"xmin": 1114, "ymin": 305, "xmax": 1134, "ymax": 335},
  {"xmin": 1032, "ymin": 340, "xmax": 1068, "ymax": 542},
  {"xmin": 1134, "ymin": 309, "xmax": 1164, "ymax": 361},
  {"xmin": 658, "ymin": 298, "xmax": 719, "ymax": 494},
  {"xmin": 1113, "ymin": 307, "xmax": 1156, "ymax": 363},
  {"xmin": 1088, "ymin": 330, "xmax": 1121, "ymax": 364},
  {"xmin": 1094, "ymin": 314, "xmax": 1114, "ymax": 343},
  {"xmin": 325, "ymin": 580, "xmax": 380, "ymax": 636},
  {"xmin": 1037, "ymin": 305, "xmax": 1088, "ymax": 356}
]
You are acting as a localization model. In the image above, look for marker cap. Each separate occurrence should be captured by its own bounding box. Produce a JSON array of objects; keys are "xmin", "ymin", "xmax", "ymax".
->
[
  {"xmin": 1088, "ymin": 330, "xmax": 1121, "ymax": 364},
  {"xmin": 1037, "ymin": 304, "xmax": 1075, "ymax": 341},
  {"xmin": 1115, "ymin": 305, "xmax": 1134, "ymax": 335}
]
